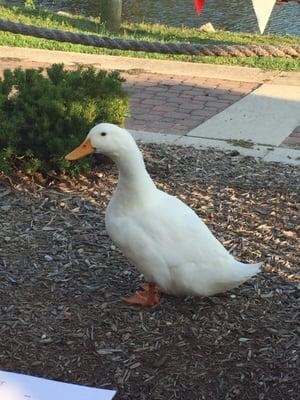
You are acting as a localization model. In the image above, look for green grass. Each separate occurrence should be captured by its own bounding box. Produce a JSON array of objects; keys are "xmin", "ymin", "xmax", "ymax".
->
[
  {"xmin": 227, "ymin": 139, "xmax": 254, "ymax": 148},
  {"xmin": 0, "ymin": 5, "xmax": 300, "ymax": 71}
]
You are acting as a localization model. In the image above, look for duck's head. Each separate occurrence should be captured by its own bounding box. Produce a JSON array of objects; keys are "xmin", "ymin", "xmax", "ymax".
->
[{"xmin": 65, "ymin": 123, "xmax": 136, "ymax": 161}]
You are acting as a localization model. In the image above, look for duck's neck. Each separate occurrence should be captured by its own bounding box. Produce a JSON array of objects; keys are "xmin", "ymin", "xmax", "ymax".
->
[{"xmin": 112, "ymin": 144, "xmax": 157, "ymax": 207}]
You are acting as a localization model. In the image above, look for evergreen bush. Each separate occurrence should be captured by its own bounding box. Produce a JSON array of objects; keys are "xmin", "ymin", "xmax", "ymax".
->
[{"xmin": 0, "ymin": 64, "xmax": 128, "ymax": 175}]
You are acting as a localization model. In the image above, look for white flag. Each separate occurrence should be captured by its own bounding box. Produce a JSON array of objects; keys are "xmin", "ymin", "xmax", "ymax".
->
[{"xmin": 252, "ymin": 0, "xmax": 277, "ymax": 34}]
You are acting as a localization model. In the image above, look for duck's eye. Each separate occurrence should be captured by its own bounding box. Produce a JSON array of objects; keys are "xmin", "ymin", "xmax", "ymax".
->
[{"xmin": 101, "ymin": 132, "xmax": 107, "ymax": 137}]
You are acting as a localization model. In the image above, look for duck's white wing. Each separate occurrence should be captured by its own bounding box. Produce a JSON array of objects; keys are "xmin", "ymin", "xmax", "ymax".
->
[{"xmin": 134, "ymin": 190, "xmax": 233, "ymax": 264}]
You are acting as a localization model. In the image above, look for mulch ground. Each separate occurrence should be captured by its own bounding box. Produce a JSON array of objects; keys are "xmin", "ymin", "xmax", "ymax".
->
[{"xmin": 0, "ymin": 145, "xmax": 299, "ymax": 400}]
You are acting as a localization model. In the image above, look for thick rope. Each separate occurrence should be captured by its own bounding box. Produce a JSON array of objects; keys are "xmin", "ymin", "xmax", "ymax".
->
[{"xmin": 0, "ymin": 19, "xmax": 299, "ymax": 58}]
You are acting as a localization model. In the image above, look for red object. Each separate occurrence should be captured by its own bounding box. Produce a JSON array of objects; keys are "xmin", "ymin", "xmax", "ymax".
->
[{"xmin": 194, "ymin": 0, "xmax": 206, "ymax": 15}]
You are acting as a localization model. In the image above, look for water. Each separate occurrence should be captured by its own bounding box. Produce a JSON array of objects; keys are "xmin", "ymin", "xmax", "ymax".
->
[{"xmin": 9, "ymin": 0, "xmax": 300, "ymax": 36}]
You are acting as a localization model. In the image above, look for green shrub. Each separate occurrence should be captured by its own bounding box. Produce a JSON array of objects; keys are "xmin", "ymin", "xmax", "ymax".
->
[{"xmin": 0, "ymin": 64, "xmax": 128, "ymax": 175}]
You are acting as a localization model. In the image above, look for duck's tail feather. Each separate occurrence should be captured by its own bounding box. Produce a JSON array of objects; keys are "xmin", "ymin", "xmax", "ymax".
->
[
  {"xmin": 238, "ymin": 261, "xmax": 263, "ymax": 280},
  {"xmin": 213, "ymin": 260, "xmax": 262, "ymax": 294}
]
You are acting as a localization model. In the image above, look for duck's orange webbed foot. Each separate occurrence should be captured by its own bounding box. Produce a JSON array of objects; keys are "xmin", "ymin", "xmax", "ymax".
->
[{"xmin": 123, "ymin": 282, "xmax": 161, "ymax": 306}]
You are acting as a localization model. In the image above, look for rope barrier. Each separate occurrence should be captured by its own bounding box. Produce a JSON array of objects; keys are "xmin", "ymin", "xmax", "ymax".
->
[{"xmin": 0, "ymin": 20, "xmax": 299, "ymax": 58}]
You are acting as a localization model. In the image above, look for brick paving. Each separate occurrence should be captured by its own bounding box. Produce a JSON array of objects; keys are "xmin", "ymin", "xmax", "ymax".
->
[
  {"xmin": 0, "ymin": 59, "xmax": 259, "ymax": 136},
  {"xmin": 281, "ymin": 126, "xmax": 300, "ymax": 148},
  {"xmin": 122, "ymin": 71, "xmax": 259, "ymax": 135}
]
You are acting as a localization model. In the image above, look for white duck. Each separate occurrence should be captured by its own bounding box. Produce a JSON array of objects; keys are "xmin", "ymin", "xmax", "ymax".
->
[{"xmin": 66, "ymin": 123, "xmax": 261, "ymax": 306}]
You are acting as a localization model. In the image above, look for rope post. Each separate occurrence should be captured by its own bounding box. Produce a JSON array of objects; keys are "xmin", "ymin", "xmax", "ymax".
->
[{"xmin": 100, "ymin": 0, "xmax": 122, "ymax": 33}]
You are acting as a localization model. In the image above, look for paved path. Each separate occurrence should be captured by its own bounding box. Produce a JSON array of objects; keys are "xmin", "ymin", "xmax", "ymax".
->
[
  {"xmin": 187, "ymin": 84, "xmax": 300, "ymax": 146},
  {"xmin": 123, "ymin": 72, "xmax": 258, "ymax": 135},
  {"xmin": 0, "ymin": 47, "xmax": 299, "ymax": 165}
]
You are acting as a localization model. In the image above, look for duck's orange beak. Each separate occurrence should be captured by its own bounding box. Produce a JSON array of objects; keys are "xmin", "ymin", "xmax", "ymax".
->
[{"xmin": 65, "ymin": 139, "xmax": 94, "ymax": 161}]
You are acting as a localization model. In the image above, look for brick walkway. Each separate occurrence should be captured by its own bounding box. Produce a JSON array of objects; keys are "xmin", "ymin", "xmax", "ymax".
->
[
  {"xmin": 1, "ymin": 57, "xmax": 299, "ymax": 148},
  {"xmin": 281, "ymin": 126, "xmax": 300, "ymax": 148},
  {"xmin": 122, "ymin": 71, "xmax": 259, "ymax": 135}
]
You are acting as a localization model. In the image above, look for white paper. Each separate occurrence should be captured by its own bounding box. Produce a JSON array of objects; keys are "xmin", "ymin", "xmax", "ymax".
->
[
  {"xmin": 0, "ymin": 371, "xmax": 116, "ymax": 400},
  {"xmin": 252, "ymin": 0, "xmax": 277, "ymax": 34}
]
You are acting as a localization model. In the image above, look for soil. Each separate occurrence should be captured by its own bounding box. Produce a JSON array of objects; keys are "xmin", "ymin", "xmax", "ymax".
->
[{"xmin": 0, "ymin": 144, "xmax": 299, "ymax": 400}]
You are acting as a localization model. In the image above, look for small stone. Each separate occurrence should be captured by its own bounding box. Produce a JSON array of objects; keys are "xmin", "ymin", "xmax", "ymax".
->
[
  {"xmin": 1, "ymin": 205, "xmax": 11, "ymax": 212},
  {"xmin": 230, "ymin": 150, "xmax": 240, "ymax": 157},
  {"xmin": 44, "ymin": 255, "xmax": 53, "ymax": 262},
  {"xmin": 199, "ymin": 22, "xmax": 215, "ymax": 32},
  {"xmin": 56, "ymin": 11, "xmax": 73, "ymax": 17},
  {"xmin": 239, "ymin": 337, "xmax": 250, "ymax": 342},
  {"xmin": 84, "ymin": 222, "xmax": 93, "ymax": 230},
  {"xmin": 130, "ymin": 362, "xmax": 141, "ymax": 369}
]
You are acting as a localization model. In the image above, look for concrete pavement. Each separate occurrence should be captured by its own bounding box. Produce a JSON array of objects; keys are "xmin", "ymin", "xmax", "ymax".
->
[{"xmin": 187, "ymin": 84, "xmax": 300, "ymax": 146}]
